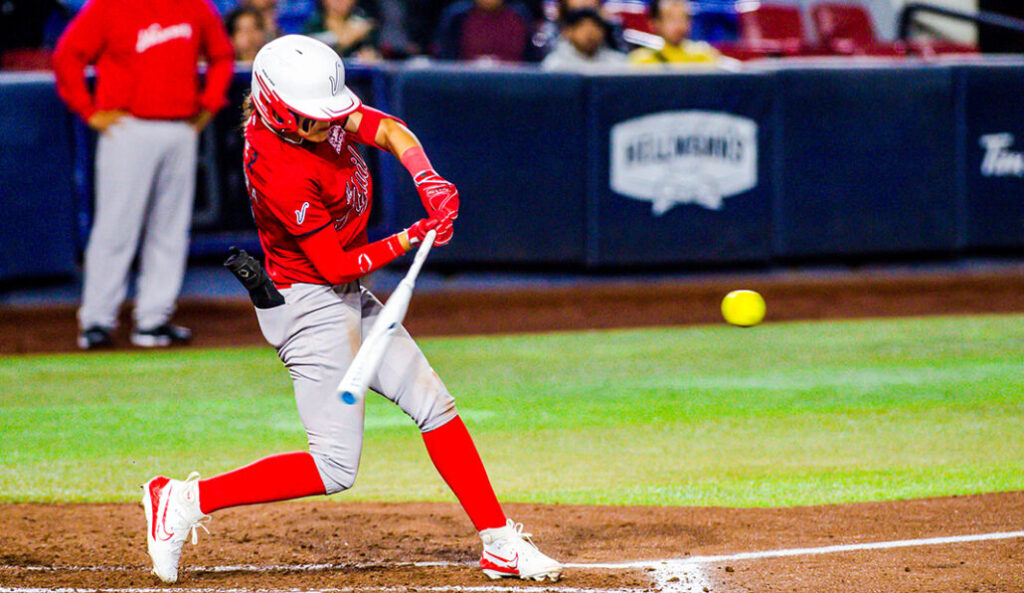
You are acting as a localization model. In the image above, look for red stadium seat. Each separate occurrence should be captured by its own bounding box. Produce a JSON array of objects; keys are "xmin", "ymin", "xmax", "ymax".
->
[
  {"xmin": 810, "ymin": 3, "xmax": 907, "ymax": 56},
  {"xmin": 739, "ymin": 4, "xmax": 807, "ymax": 54},
  {"xmin": 604, "ymin": 0, "xmax": 654, "ymax": 34},
  {"xmin": 714, "ymin": 3, "xmax": 816, "ymax": 60},
  {"xmin": 812, "ymin": 2, "xmax": 976, "ymax": 57},
  {"xmin": 1, "ymin": 48, "xmax": 53, "ymax": 71}
]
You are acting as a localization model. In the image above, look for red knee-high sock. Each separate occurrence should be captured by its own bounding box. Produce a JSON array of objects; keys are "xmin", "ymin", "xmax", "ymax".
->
[
  {"xmin": 422, "ymin": 416, "xmax": 507, "ymax": 531},
  {"xmin": 197, "ymin": 451, "xmax": 326, "ymax": 514}
]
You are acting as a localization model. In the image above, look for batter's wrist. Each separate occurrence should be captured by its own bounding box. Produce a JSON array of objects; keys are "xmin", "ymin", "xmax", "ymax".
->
[
  {"xmin": 397, "ymin": 230, "xmax": 412, "ymax": 252},
  {"xmin": 400, "ymin": 146, "xmax": 433, "ymax": 179}
]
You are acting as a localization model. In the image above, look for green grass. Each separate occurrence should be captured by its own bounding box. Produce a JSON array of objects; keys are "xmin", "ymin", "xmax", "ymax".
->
[{"xmin": 1, "ymin": 314, "xmax": 1022, "ymax": 507}]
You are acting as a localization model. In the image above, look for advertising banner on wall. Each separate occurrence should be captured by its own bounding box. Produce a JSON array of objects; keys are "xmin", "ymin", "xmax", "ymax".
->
[
  {"xmin": 589, "ymin": 73, "xmax": 775, "ymax": 266},
  {"xmin": 961, "ymin": 64, "xmax": 1024, "ymax": 250}
]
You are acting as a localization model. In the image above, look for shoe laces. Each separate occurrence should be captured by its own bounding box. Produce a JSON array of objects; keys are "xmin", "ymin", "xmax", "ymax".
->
[
  {"xmin": 179, "ymin": 472, "xmax": 211, "ymax": 545},
  {"xmin": 503, "ymin": 519, "xmax": 539, "ymax": 551},
  {"xmin": 188, "ymin": 516, "xmax": 211, "ymax": 545}
]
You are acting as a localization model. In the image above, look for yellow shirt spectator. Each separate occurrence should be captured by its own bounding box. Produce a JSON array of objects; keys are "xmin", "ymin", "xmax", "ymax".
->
[{"xmin": 629, "ymin": 40, "xmax": 720, "ymax": 66}]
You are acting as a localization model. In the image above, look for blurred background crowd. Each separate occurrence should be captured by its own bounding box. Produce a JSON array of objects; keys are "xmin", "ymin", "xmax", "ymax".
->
[
  {"xmin": 2, "ymin": 0, "xmax": 727, "ymax": 72},
  {"xmin": 7, "ymin": 0, "xmax": 1023, "ymax": 75}
]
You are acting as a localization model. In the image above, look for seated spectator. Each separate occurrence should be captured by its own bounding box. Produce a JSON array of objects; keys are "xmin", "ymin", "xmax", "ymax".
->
[
  {"xmin": 435, "ymin": 0, "xmax": 534, "ymax": 63},
  {"xmin": 304, "ymin": 0, "xmax": 382, "ymax": 61},
  {"xmin": 629, "ymin": 0, "xmax": 720, "ymax": 67},
  {"xmin": 540, "ymin": 7, "xmax": 626, "ymax": 71},
  {"xmin": 241, "ymin": 0, "xmax": 282, "ymax": 39},
  {"xmin": 534, "ymin": 0, "xmax": 627, "ymax": 56},
  {"xmin": 226, "ymin": 7, "xmax": 269, "ymax": 62},
  {"xmin": 375, "ymin": 0, "xmax": 417, "ymax": 58}
]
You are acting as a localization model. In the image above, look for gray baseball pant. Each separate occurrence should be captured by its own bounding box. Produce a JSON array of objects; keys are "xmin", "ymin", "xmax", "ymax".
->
[
  {"xmin": 78, "ymin": 117, "xmax": 197, "ymax": 331},
  {"xmin": 255, "ymin": 281, "xmax": 458, "ymax": 494}
]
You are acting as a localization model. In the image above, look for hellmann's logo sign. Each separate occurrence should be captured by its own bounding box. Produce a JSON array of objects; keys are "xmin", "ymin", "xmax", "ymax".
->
[
  {"xmin": 610, "ymin": 111, "xmax": 757, "ymax": 215},
  {"xmin": 980, "ymin": 133, "xmax": 1024, "ymax": 177}
]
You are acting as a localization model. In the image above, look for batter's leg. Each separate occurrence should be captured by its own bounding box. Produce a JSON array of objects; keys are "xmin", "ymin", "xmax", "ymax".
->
[
  {"xmin": 78, "ymin": 118, "xmax": 163, "ymax": 330},
  {"xmin": 358, "ymin": 287, "xmax": 505, "ymax": 531},
  {"xmin": 197, "ymin": 283, "xmax": 366, "ymax": 512},
  {"xmin": 134, "ymin": 121, "xmax": 198, "ymax": 331}
]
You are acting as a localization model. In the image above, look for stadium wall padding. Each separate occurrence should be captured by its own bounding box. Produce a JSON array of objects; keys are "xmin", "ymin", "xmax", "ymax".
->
[
  {"xmin": 0, "ymin": 75, "xmax": 77, "ymax": 283},
  {"xmin": 389, "ymin": 69, "xmax": 590, "ymax": 264},
  {"xmin": 773, "ymin": 66, "xmax": 960, "ymax": 258},
  {"xmin": 2, "ymin": 60, "xmax": 1023, "ymax": 282}
]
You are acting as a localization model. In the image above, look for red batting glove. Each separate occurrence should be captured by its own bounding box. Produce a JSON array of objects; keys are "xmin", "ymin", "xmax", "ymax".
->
[
  {"xmin": 414, "ymin": 170, "xmax": 460, "ymax": 221},
  {"xmin": 402, "ymin": 217, "xmax": 441, "ymax": 250},
  {"xmin": 431, "ymin": 214, "xmax": 454, "ymax": 246}
]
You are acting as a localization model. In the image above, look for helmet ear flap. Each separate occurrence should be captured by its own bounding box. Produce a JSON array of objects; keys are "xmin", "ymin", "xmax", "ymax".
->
[{"xmin": 252, "ymin": 70, "xmax": 299, "ymax": 134}]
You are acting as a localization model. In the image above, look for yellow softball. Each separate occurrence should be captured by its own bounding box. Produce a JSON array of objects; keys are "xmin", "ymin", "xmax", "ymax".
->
[{"xmin": 721, "ymin": 290, "xmax": 766, "ymax": 327}]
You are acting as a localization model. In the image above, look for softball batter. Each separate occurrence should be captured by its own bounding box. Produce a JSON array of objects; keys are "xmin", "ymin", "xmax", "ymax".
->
[{"xmin": 142, "ymin": 35, "xmax": 563, "ymax": 584}]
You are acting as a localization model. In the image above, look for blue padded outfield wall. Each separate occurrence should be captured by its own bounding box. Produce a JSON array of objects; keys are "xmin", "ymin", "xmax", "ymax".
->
[
  {"xmin": 2, "ymin": 59, "xmax": 1024, "ymax": 282},
  {"xmin": 390, "ymin": 69, "xmax": 590, "ymax": 264},
  {"xmin": 773, "ymin": 66, "xmax": 960, "ymax": 257},
  {"xmin": 0, "ymin": 74, "xmax": 77, "ymax": 283}
]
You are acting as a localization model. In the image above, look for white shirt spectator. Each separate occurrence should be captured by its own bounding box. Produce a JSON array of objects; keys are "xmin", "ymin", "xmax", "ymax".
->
[{"xmin": 541, "ymin": 38, "xmax": 627, "ymax": 71}]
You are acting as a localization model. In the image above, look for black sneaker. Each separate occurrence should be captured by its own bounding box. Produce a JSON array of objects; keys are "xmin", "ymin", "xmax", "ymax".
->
[
  {"xmin": 130, "ymin": 324, "xmax": 193, "ymax": 348},
  {"xmin": 78, "ymin": 326, "xmax": 114, "ymax": 350}
]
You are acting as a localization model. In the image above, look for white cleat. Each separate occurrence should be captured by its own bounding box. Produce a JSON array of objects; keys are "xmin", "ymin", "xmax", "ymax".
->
[
  {"xmin": 479, "ymin": 519, "xmax": 563, "ymax": 582},
  {"xmin": 142, "ymin": 471, "xmax": 209, "ymax": 583}
]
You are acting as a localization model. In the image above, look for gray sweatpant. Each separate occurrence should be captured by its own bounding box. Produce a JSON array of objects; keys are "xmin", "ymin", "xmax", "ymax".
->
[
  {"xmin": 255, "ymin": 281, "xmax": 458, "ymax": 494},
  {"xmin": 78, "ymin": 117, "xmax": 197, "ymax": 331}
]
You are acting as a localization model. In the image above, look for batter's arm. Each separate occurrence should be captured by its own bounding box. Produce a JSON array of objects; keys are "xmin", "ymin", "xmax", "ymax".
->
[
  {"xmin": 343, "ymin": 106, "xmax": 458, "ymax": 244},
  {"xmin": 296, "ymin": 218, "xmax": 439, "ymax": 284},
  {"xmin": 343, "ymin": 107, "xmax": 419, "ymax": 158}
]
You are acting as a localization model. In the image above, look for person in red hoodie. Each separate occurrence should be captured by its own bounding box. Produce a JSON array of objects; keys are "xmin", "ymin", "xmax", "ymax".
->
[{"xmin": 53, "ymin": 0, "xmax": 234, "ymax": 350}]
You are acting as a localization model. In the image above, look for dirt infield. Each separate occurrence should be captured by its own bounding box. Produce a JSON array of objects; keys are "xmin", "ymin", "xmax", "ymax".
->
[
  {"xmin": 3, "ymin": 265, "xmax": 1024, "ymax": 355},
  {"xmin": 2, "ymin": 265, "xmax": 1023, "ymax": 592},
  {"xmin": 1, "ymin": 493, "xmax": 1023, "ymax": 592}
]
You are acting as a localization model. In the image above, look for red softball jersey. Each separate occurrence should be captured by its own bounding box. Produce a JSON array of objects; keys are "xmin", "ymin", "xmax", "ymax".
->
[
  {"xmin": 53, "ymin": 0, "xmax": 234, "ymax": 121},
  {"xmin": 243, "ymin": 113, "xmax": 378, "ymax": 287}
]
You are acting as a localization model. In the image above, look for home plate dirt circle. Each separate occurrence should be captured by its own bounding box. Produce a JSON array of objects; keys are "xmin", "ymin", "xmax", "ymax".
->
[{"xmin": 2, "ymin": 494, "xmax": 1023, "ymax": 592}]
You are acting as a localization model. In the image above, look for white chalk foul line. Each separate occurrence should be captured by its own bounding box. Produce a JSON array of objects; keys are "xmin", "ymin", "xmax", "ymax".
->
[
  {"xmin": 3, "ymin": 530, "xmax": 1023, "ymax": 593},
  {"xmin": 563, "ymin": 529, "xmax": 1024, "ymax": 570},
  {"xmin": 0, "ymin": 588, "xmax": 624, "ymax": 593},
  {"xmin": 566, "ymin": 530, "xmax": 1024, "ymax": 593},
  {"xmin": 11, "ymin": 561, "xmax": 468, "ymax": 573}
]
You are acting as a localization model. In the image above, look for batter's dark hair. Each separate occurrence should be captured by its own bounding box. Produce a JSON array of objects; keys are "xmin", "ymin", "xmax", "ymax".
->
[{"xmin": 240, "ymin": 92, "xmax": 255, "ymax": 132}]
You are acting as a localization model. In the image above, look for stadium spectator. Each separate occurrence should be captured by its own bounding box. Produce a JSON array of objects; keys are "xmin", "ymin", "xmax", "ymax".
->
[
  {"xmin": 434, "ymin": 0, "xmax": 534, "ymax": 62},
  {"xmin": 534, "ymin": 0, "xmax": 633, "ymax": 58},
  {"xmin": 629, "ymin": 0, "xmax": 720, "ymax": 67},
  {"xmin": 240, "ymin": 0, "xmax": 283, "ymax": 39},
  {"xmin": 304, "ymin": 0, "xmax": 382, "ymax": 61},
  {"xmin": 374, "ymin": 0, "xmax": 418, "ymax": 58},
  {"xmin": 226, "ymin": 7, "xmax": 269, "ymax": 62},
  {"xmin": 540, "ymin": 7, "xmax": 625, "ymax": 70},
  {"xmin": 52, "ymin": 0, "xmax": 234, "ymax": 349}
]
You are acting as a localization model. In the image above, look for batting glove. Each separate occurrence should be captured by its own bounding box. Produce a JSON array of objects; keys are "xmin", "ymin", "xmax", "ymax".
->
[
  {"xmin": 401, "ymin": 217, "xmax": 441, "ymax": 251},
  {"xmin": 430, "ymin": 214, "xmax": 454, "ymax": 246},
  {"xmin": 414, "ymin": 170, "xmax": 459, "ymax": 221}
]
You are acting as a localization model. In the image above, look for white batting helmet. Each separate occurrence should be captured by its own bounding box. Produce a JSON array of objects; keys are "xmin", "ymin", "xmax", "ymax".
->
[{"xmin": 251, "ymin": 35, "xmax": 361, "ymax": 134}]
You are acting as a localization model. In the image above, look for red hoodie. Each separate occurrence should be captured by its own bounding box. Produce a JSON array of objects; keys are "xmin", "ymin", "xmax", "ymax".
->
[{"xmin": 53, "ymin": 0, "xmax": 234, "ymax": 121}]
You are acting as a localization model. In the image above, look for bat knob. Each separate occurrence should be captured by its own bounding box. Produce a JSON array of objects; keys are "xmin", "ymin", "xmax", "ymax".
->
[{"xmin": 340, "ymin": 391, "xmax": 358, "ymax": 405}]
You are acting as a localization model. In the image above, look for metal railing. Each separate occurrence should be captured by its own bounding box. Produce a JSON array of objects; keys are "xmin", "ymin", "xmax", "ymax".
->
[{"xmin": 898, "ymin": 2, "xmax": 1024, "ymax": 41}]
